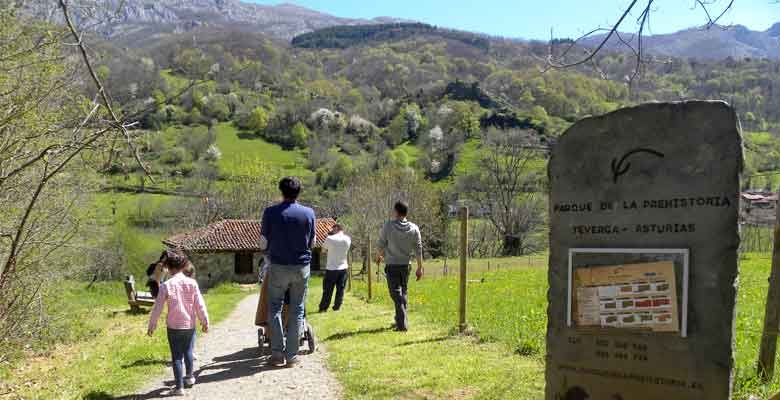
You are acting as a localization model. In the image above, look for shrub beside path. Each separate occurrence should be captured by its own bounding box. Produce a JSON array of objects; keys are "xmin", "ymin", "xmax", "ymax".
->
[{"xmin": 128, "ymin": 293, "xmax": 342, "ymax": 399}]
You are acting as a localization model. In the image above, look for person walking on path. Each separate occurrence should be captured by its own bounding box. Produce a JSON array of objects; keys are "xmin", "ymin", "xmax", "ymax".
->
[
  {"xmin": 376, "ymin": 201, "xmax": 424, "ymax": 332},
  {"xmin": 262, "ymin": 176, "xmax": 316, "ymax": 368},
  {"xmin": 182, "ymin": 263, "xmax": 199, "ymax": 362},
  {"xmin": 318, "ymin": 224, "xmax": 352, "ymax": 312},
  {"xmin": 147, "ymin": 250, "xmax": 209, "ymax": 397}
]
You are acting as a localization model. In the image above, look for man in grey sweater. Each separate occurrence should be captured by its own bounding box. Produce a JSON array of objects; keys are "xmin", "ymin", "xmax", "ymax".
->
[{"xmin": 376, "ymin": 201, "xmax": 424, "ymax": 332}]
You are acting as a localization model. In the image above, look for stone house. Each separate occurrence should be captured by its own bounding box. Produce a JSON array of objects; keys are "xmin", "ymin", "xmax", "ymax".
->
[{"xmin": 163, "ymin": 218, "xmax": 336, "ymax": 288}]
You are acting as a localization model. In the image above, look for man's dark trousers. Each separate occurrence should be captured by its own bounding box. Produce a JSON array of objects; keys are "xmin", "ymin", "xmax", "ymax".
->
[
  {"xmin": 385, "ymin": 264, "xmax": 410, "ymax": 330},
  {"xmin": 319, "ymin": 269, "xmax": 348, "ymax": 311}
]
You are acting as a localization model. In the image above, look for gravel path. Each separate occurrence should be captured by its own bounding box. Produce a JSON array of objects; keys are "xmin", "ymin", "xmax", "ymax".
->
[{"xmin": 127, "ymin": 294, "xmax": 342, "ymax": 400}]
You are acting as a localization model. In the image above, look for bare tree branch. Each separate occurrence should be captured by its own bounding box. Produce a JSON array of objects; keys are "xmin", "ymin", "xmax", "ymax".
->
[
  {"xmin": 57, "ymin": 0, "xmax": 154, "ymax": 182},
  {"xmin": 541, "ymin": 0, "xmax": 736, "ymax": 92},
  {"xmin": 542, "ymin": 0, "xmax": 642, "ymax": 70},
  {"xmin": 695, "ymin": 0, "xmax": 735, "ymax": 27},
  {"xmin": 0, "ymin": 103, "xmax": 100, "ymax": 188}
]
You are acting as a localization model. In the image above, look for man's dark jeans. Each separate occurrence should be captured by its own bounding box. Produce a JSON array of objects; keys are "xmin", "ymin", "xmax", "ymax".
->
[
  {"xmin": 319, "ymin": 269, "xmax": 348, "ymax": 311},
  {"xmin": 385, "ymin": 264, "xmax": 411, "ymax": 330},
  {"xmin": 167, "ymin": 328, "xmax": 195, "ymax": 389}
]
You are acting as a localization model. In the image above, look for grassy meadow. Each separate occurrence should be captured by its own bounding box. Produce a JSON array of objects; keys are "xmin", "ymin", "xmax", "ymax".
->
[
  {"xmin": 336, "ymin": 253, "xmax": 780, "ymax": 399},
  {"xmin": 306, "ymin": 276, "xmax": 545, "ymax": 400},
  {"xmin": 213, "ymin": 122, "xmax": 311, "ymax": 177},
  {"xmin": 91, "ymin": 192, "xmax": 174, "ymax": 278}
]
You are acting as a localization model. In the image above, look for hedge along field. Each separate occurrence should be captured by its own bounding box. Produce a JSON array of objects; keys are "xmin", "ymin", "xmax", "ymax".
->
[{"xmin": 350, "ymin": 253, "xmax": 780, "ymax": 399}]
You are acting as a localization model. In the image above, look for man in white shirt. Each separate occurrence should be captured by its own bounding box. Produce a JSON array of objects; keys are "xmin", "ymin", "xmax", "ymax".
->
[{"xmin": 318, "ymin": 224, "xmax": 352, "ymax": 312}]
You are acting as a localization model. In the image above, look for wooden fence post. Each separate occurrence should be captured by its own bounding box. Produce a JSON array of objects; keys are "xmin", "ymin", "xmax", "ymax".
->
[
  {"xmin": 758, "ymin": 201, "xmax": 780, "ymax": 380},
  {"xmin": 367, "ymin": 233, "xmax": 373, "ymax": 301},
  {"xmin": 459, "ymin": 206, "xmax": 469, "ymax": 333}
]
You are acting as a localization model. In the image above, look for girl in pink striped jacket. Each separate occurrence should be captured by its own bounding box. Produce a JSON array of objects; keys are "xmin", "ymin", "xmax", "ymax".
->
[{"xmin": 147, "ymin": 250, "xmax": 209, "ymax": 397}]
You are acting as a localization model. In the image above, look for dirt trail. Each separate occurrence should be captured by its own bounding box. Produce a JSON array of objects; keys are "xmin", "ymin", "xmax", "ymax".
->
[{"xmin": 128, "ymin": 294, "xmax": 342, "ymax": 399}]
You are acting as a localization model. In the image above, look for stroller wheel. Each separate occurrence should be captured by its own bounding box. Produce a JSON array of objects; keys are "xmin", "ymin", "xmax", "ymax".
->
[
  {"xmin": 258, "ymin": 328, "xmax": 269, "ymax": 355},
  {"xmin": 305, "ymin": 323, "xmax": 317, "ymax": 354}
]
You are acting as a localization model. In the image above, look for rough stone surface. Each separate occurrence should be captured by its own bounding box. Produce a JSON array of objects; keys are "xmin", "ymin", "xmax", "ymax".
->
[
  {"xmin": 546, "ymin": 101, "xmax": 742, "ymax": 400},
  {"xmin": 131, "ymin": 294, "xmax": 342, "ymax": 400},
  {"xmin": 189, "ymin": 252, "xmax": 260, "ymax": 288}
]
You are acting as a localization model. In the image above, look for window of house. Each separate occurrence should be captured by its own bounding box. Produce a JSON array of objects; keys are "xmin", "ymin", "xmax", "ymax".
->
[{"xmin": 235, "ymin": 253, "xmax": 254, "ymax": 275}]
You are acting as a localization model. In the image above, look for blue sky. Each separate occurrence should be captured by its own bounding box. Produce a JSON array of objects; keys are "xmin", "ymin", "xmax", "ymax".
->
[{"xmin": 249, "ymin": 0, "xmax": 778, "ymax": 40}]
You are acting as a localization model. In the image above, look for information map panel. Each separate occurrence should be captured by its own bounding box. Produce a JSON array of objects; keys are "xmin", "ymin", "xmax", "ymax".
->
[{"xmin": 567, "ymin": 248, "xmax": 689, "ymax": 337}]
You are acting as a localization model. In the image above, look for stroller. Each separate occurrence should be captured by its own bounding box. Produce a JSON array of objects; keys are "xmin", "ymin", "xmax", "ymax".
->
[{"xmin": 255, "ymin": 266, "xmax": 316, "ymax": 356}]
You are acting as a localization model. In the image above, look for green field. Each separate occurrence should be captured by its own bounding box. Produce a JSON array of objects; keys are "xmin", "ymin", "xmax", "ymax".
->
[
  {"xmin": 92, "ymin": 192, "xmax": 173, "ymax": 277},
  {"xmin": 452, "ymin": 139, "xmax": 482, "ymax": 177},
  {"xmin": 214, "ymin": 122, "xmax": 311, "ymax": 177},
  {"xmin": 450, "ymin": 139, "xmax": 546, "ymax": 180},
  {"xmin": 307, "ymin": 277, "xmax": 545, "ymax": 399},
  {"xmin": 344, "ymin": 253, "xmax": 780, "ymax": 399},
  {"xmin": 351, "ymin": 258, "xmax": 547, "ymax": 358}
]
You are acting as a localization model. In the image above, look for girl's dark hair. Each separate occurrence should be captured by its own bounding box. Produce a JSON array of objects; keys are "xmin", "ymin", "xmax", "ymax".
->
[{"xmin": 161, "ymin": 249, "xmax": 188, "ymax": 270}]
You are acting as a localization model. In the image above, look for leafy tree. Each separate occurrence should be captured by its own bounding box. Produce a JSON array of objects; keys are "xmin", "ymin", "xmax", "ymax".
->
[
  {"xmin": 385, "ymin": 112, "xmax": 409, "ymax": 146},
  {"xmin": 319, "ymin": 154, "xmax": 355, "ymax": 189},
  {"xmin": 203, "ymin": 94, "xmax": 230, "ymax": 121},
  {"xmin": 384, "ymin": 103, "xmax": 427, "ymax": 146},
  {"xmin": 0, "ymin": 3, "xmax": 162, "ymax": 355},
  {"xmin": 290, "ymin": 122, "xmax": 310, "ymax": 149},
  {"xmin": 173, "ymin": 48, "xmax": 215, "ymax": 78},
  {"xmin": 248, "ymin": 106, "xmax": 270, "ymax": 132},
  {"xmin": 186, "ymin": 107, "xmax": 203, "ymax": 125}
]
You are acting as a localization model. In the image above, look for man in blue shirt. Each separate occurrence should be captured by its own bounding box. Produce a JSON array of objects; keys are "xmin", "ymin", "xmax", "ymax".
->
[{"xmin": 262, "ymin": 176, "xmax": 316, "ymax": 367}]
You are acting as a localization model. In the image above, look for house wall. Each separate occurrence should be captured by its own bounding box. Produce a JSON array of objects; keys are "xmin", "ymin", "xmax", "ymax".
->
[{"xmin": 187, "ymin": 252, "xmax": 261, "ymax": 289}]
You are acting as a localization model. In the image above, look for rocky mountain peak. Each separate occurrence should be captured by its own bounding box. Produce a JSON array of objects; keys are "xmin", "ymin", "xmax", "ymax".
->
[{"xmin": 24, "ymin": 0, "xmax": 406, "ymax": 45}]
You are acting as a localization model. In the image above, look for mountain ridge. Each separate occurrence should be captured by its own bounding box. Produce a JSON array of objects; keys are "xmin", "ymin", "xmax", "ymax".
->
[
  {"xmin": 25, "ymin": 0, "xmax": 409, "ymax": 45},
  {"xmin": 580, "ymin": 23, "xmax": 780, "ymax": 60},
  {"xmin": 25, "ymin": 1, "xmax": 779, "ymax": 60}
]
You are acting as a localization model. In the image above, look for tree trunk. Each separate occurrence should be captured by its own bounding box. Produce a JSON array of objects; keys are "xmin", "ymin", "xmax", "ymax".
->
[{"xmin": 502, "ymin": 235, "xmax": 522, "ymax": 256}]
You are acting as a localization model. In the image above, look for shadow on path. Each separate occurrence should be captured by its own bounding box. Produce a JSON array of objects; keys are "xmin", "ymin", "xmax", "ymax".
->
[
  {"xmin": 193, "ymin": 347, "xmax": 275, "ymax": 385},
  {"xmin": 83, "ymin": 388, "xmax": 168, "ymax": 400},
  {"xmin": 100, "ymin": 347, "xmax": 280, "ymax": 399},
  {"xmin": 323, "ymin": 326, "xmax": 392, "ymax": 341},
  {"xmin": 398, "ymin": 336, "xmax": 453, "ymax": 347},
  {"xmin": 122, "ymin": 358, "xmax": 169, "ymax": 369}
]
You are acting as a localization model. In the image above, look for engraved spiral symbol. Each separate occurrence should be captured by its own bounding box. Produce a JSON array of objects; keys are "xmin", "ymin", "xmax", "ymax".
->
[{"xmin": 610, "ymin": 148, "xmax": 665, "ymax": 184}]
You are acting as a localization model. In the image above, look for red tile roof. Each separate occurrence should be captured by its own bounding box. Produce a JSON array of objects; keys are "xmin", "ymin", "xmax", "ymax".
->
[
  {"xmin": 742, "ymin": 192, "xmax": 779, "ymax": 201},
  {"xmin": 164, "ymin": 218, "xmax": 336, "ymax": 253}
]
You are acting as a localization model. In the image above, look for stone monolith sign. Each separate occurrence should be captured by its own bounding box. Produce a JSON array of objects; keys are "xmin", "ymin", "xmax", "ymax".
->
[{"xmin": 546, "ymin": 101, "xmax": 742, "ymax": 400}]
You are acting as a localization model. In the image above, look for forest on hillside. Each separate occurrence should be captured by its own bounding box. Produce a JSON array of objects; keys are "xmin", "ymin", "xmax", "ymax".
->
[{"xmin": 100, "ymin": 23, "xmax": 780, "ymax": 192}]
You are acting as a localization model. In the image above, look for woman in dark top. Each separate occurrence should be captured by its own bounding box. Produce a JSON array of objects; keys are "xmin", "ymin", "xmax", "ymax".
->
[{"xmin": 146, "ymin": 252, "xmax": 169, "ymax": 298}]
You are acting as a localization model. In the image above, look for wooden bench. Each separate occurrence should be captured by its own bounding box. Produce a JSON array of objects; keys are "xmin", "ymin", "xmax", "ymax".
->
[{"xmin": 124, "ymin": 275, "xmax": 155, "ymax": 311}]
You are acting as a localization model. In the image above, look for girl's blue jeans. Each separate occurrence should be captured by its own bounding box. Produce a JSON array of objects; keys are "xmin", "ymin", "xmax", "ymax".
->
[{"xmin": 167, "ymin": 328, "xmax": 195, "ymax": 389}]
